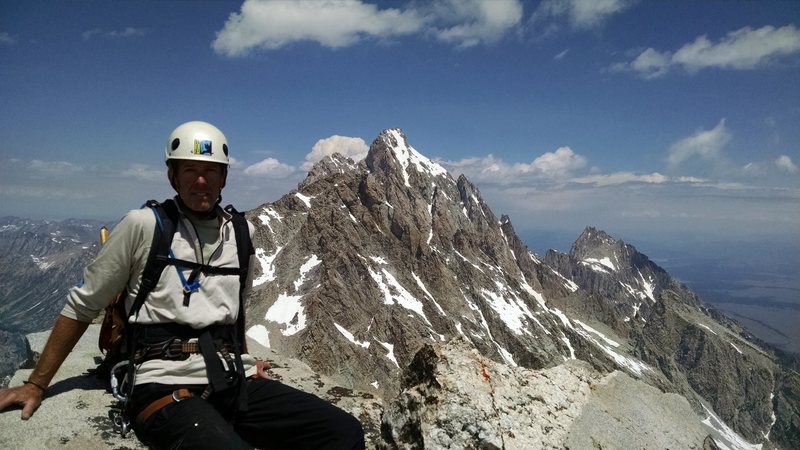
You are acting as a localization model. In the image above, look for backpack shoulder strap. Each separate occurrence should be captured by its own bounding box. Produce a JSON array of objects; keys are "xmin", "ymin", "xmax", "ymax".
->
[
  {"xmin": 224, "ymin": 204, "xmax": 255, "ymax": 273},
  {"xmin": 224, "ymin": 204, "xmax": 254, "ymax": 351},
  {"xmin": 127, "ymin": 199, "xmax": 179, "ymax": 319}
]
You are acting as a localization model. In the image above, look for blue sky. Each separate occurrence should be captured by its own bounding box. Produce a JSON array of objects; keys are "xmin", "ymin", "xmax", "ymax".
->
[{"xmin": 1, "ymin": 0, "xmax": 798, "ymax": 251}]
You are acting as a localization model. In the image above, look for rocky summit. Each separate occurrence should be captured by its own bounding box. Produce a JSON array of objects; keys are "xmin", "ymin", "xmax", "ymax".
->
[{"xmin": 1, "ymin": 128, "xmax": 798, "ymax": 449}]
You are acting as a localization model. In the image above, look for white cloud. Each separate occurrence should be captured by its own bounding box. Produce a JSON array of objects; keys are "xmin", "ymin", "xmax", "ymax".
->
[
  {"xmin": 228, "ymin": 156, "xmax": 241, "ymax": 169},
  {"xmin": 667, "ymin": 119, "xmax": 731, "ymax": 170},
  {"xmin": 554, "ymin": 48, "xmax": 569, "ymax": 60},
  {"xmin": 524, "ymin": 146, "xmax": 587, "ymax": 178},
  {"xmin": 442, "ymin": 146, "xmax": 587, "ymax": 184},
  {"xmin": 243, "ymin": 157, "xmax": 297, "ymax": 178},
  {"xmin": 0, "ymin": 32, "xmax": 18, "ymax": 45},
  {"xmin": 120, "ymin": 164, "xmax": 164, "ymax": 182},
  {"xmin": 212, "ymin": 0, "xmax": 523, "ymax": 55},
  {"xmin": 572, "ymin": 171, "xmax": 668, "ymax": 186},
  {"xmin": 618, "ymin": 25, "xmax": 800, "ymax": 78},
  {"xmin": 213, "ymin": 0, "xmax": 424, "ymax": 55},
  {"xmin": 82, "ymin": 27, "xmax": 150, "ymax": 40},
  {"xmin": 29, "ymin": 160, "xmax": 84, "ymax": 176},
  {"xmin": 109, "ymin": 27, "xmax": 150, "ymax": 39},
  {"xmin": 629, "ymin": 48, "xmax": 671, "ymax": 79},
  {"xmin": 532, "ymin": 0, "xmax": 634, "ymax": 30},
  {"xmin": 775, "ymin": 155, "xmax": 799, "ymax": 174},
  {"xmin": 302, "ymin": 135, "xmax": 368, "ymax": 170},
  {"xmin": 427, "ymin": 0, "xmax": 523, "ymax": 48}
]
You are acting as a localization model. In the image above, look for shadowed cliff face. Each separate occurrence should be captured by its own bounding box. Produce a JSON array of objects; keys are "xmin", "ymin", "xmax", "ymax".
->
[{"xmin": 0, "ymin": 329, "xmax": 33, "ymax": 386}]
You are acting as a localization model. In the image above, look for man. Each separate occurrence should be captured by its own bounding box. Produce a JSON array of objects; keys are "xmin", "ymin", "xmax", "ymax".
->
[{"xmin": 0, "ymin": 121, "xmax": 365, "ymax": 449}]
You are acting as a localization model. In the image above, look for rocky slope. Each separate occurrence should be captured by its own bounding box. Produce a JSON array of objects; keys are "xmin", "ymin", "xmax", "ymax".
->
[
  {"xmin": 0, "ymin": 325, "xmax": 382, "ymax": 449},
  {"xmin": 544, "ymin": 227, "xmax": 797, "ymax": 446},
  {"xmin": 1, "ymin": 326, "xmax": 748, "ymax": 450}
]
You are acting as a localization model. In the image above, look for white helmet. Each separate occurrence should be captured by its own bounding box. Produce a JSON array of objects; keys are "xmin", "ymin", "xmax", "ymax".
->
[{"xmin": 165, "ymin": 121, "xmax": 229, "ymax": 166}]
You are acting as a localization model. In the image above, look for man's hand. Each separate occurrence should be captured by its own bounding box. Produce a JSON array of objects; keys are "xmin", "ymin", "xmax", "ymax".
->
[
  {"xmin": 255, "ymin": 359, "xmax": 272, "ymax": 379},
  {"xmin": 0, "ymin": 383, "xmax": 45, "ymax": 420},
  {"xmin": 0, "ymin": 315, "xmax": 89, "ymax": 421}
]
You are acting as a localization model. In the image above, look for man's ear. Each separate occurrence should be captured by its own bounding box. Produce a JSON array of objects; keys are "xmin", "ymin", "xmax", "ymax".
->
[
  {"xmin": 167, "ymin": 162, "xmax": 178, "ymax": 192},
  {"xmin": 220, "ymin": 165, "xmax": 228, "ymax": 190}
]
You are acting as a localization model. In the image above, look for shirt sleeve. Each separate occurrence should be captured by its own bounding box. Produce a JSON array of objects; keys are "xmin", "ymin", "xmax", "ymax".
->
[{"xmin": 61, "ymin": 208, "xmax": 153, "ymax": 323}]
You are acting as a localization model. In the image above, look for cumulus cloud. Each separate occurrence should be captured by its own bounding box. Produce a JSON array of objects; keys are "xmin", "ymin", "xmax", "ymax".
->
[
  {"xmin": 441, "ymin": 146, "xmax": 588, "ymax": 185},
  {"xmin": 213, "ymin": 0, "xmax": 424, "ymax": 55},
  {"xmin": 667, "ymin": 119, "xmax": 731, "ymax": 170},
  {"xmin": 524, "ymin": 147, "xmax": 587, "ymax": 178},
  {"xmin": 616, "ymin": 25, "xmax": 800, "ymax": 78},
  {"xmin": 212, "ymin": 0, "xmax": 523, "ymax": 55},
  {"xmin": 531, "ymin": 0, "xmax": 634, "ymax": 31},
  {"xmin": 775, "ymin": 155, "xmax": 799, "ymax": 174},
  {"xmin": 82, "ymin": 27, "xmax": 151, "ymax": 40},
  {"xmin": 302, "ymin": 135, "xmax": 369, "ymax": 170},
  {"xmin": 427, "ymin": 0, "xmax": 523, "ymax": 48},
  {"xmin": 243, "ymin": 157, "xmax": 297, "ymax": 178}
]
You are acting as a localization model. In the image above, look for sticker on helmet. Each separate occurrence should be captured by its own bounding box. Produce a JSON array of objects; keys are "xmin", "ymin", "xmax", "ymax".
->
[{"xmin": 193, "ymin": 139, "xmax": 213, "ymax": 155}]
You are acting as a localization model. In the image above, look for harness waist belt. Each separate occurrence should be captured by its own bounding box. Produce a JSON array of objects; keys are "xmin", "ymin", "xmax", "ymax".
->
[{"xmin": 133, "ymin": 340, "xmax": 234, "ymax": 363}]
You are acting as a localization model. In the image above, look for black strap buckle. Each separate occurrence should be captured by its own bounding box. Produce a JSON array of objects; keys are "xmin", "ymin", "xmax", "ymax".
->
[{"xmin": 161, "ymin": 338, "xmax": 190, "ymax": 361}]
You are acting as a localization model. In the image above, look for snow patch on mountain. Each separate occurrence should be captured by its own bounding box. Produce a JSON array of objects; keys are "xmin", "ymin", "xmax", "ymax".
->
[
  {"xmin": 293, "ymin": 255, "xmax": 321, "ymax": 291},
  {"xmin": 368, "ymin": 267, "xmax": 430, "ymax": 325},
  {"xmin": 549, "ymin": 267, "xmax": 579, "ymax": 292},
  {"xmin": 253, "ymin": 246, "xmax": 282, "ymax": 286},
  {"xmin": 581, "ymin": 257, "xmax": 616, "ymax": 272},
  {"xmin": 265, "ymin": 293, "xmax": 306, "ymax": 336},
  {"xmin": 384, "ymin": 129, "xmax": 448, "ymax": 188},
  {"xmin": 246, "ymin": 324, "xmax": 270, "ymax": 348},
  {"xmin": 380, "ymin": 341, "xmax": 400, "ymax": 368},
  {"xmin": 412, "ymin": 272, "xmax": 446, "ymax": 315},
  {"xmin": 295, "ymin": 192, "xmax": 313, "ymax": 208},
  {"xmin": 637, "ymin": 269, "xmax": 656, "ymax": 302},
  {"xmin": 30, "ymin": 255, "xmax": 52, "ymax": 270},
  {"xmin": 335, "ymin": 323, "xmax": 370, "ymax": 349},
  {"xmin": 701, "ymin": 404, "xmax": 762, "ymax": 450},
  {"xmin": 257, "ymin": 207, "xmax": 284, "ymax": 234}
]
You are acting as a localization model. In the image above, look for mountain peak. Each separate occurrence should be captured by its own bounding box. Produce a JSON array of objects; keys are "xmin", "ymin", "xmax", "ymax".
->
[
  {"xmin": 366, "ymin": 128, "xmax": 449, "ymax": 188},
  {"xmin": 299, "ymin": 153, "xmax": 358, "ymax": 189}
]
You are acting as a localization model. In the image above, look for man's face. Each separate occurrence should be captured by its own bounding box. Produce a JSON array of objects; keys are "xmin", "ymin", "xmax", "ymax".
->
[{"xmin": 171, "ymin": 160, "xmax": 227, "ymax": 213}]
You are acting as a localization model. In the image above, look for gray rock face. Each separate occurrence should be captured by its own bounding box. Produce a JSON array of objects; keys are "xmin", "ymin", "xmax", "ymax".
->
[
  {"xmin": 544, "ymin": 226, "xmax": 799, "ymax": 447},
  {"xmin": 381, "ymin": 337, "xmax": 731, "ymax": 450},
  {"xmin": 0, "ymin": 329, "xmax": 33, "ymax": 386}
]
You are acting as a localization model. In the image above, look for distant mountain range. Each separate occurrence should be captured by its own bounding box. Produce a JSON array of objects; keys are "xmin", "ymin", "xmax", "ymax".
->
[{"xmin": 1, "ymin": 129, "xmax": 797, "ymax": 449}]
